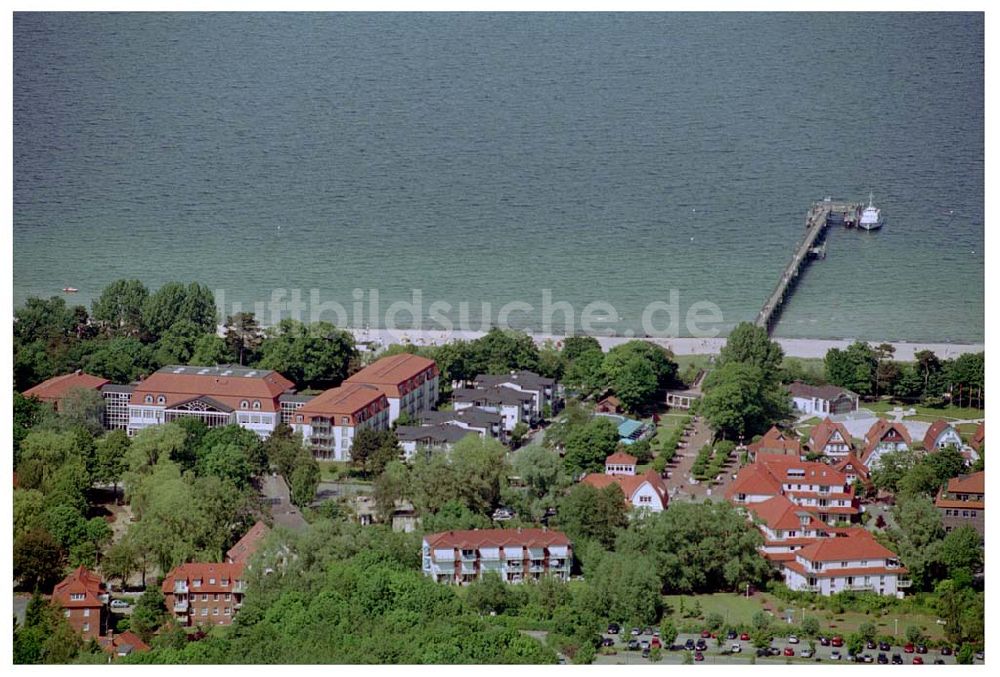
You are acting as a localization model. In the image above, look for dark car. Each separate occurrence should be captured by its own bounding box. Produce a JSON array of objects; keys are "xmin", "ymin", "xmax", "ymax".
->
[
  {"xmin": 756, "ymin": 648, "xmax": 769, "ymax": 658},
  {"xmin": 916, "ymin": 645, "xmax": 927, "ymax": 654},
  {"xmin": 694, "ymin": 652, "xmax": 704, "ymax": 662},
  {"xmin": 862, "ymin": 654, "xmax": 874, "ymax": 664},
  {"xmin": 769, "ymin": 647, "xmax": 781, "ymax": 656},
  {"xmin": 940, "ymin": 647, "xmax": 953, "ymax": 656},
  {"xmin": 628, "ymin": 640, "xmax": 640, "ymax": 651},
  {"xmin": 877, "ymin": 653, "xmax": 888, "ymax": 664},
  {"xmin": 866, "ymin": 639, "xmax": 877, "ymax": 650},
  {"xmin": 695, "ymin": 640, "xmax": 708, "ymax": 651},
  {"xmin": 934, "ymin": 659, "xmax": 945, "ymax": 665},
  {"xmin": 891, "ymin": 654, "xmax": 903, "ymax": 664},
  {"xmin": 684, "ymin": 639, "xmax": 696, "ymax": 651},
  {"xmin": 643, "ymin": 627, "xmax": 654, "ymax": 636},
  {"xmin": 607, "ymin": 623, "xmax": 620, "ymax": 635},
  {"xmin": 670, "ymin": 644, "xmax": 684, "ymax": 652},
  {"xmin": 601, "ymin": 637, "xmax": 615, "ymax": 648},
  {"xmin": 879, "ymin": 641, "xmax": 891, "ymax": 651},
  {"xmin": 642, "ymin": 647, "xmax": 650, "ymax": 658},
  {"xmin": 819, "ymin": 636, "xmax": 830, "ymax": 647},
  {"xmin": 727, "ymin": 630, "xmax": 738, "ymax": 640}
]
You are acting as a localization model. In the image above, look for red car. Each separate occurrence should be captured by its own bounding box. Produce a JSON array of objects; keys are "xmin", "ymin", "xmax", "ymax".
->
[
  {"xmin": 701, "ymin": 630, "xmax": 711, "ymax": 638},
  {"xmin": 904, "ymin": 644, "xmax": 915, "ymax": 654},
  {"xmin": 783, "ymin": 647, "xmax": 795, "ymax": 657},
  {"xmin": 694, "ymin": 652, "xmax": 705, "ymax": 662},
  {"xmin": 913, "ymin": 656, "xmax": 924, "ymax": 664},
  {"xmin": 651, "ymin": 637, "xmax": 662, "ymax": 649},
  {"xmin": 740, "ymin": 633, "xmax": 750, "ymax": 641},
  {"xmin": 831, "ymin": 636, "xmax": 844, "ymax": 648}
]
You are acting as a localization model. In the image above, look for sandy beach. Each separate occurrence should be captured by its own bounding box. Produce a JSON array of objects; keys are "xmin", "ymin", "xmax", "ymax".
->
[{"xmin": 346, "ymin": 328, "xmax": 983, "ymax": 361}]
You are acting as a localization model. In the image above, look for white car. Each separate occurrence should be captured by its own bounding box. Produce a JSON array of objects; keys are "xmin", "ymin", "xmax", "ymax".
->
[
  {"xmin": 788, "ymin": 635, "xmax": 799, "ymax": 644},
  {"xmin": 830, "ymin": 651, "xmax": 842, "ymax": 661},
  {"xmin": 800, "ymin": 648, "xmax": 814, "ymax": 658},
  {"xmin": 731, "ymin": 644, "xmax": 742, "ymax": 654},
  {"xmin": 109, "ymin": 599, "xmax": 130, "ymax": 609}
]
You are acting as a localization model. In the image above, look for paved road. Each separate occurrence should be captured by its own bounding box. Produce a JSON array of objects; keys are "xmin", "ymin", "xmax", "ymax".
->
[{"xmin": 594, "ymin": 630, "xmax": 977, "ymax": 666}]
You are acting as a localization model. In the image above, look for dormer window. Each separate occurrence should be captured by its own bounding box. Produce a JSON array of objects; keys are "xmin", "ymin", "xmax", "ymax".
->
[
  {"xmin": 193, "ymin": 579, "xmax": 202, "ymax": 587},
  {"xmin": 241, "ymin": 400, "xmax": 249, "ymax": 409},
  {"xmin": 209, "ymin": 577, "xmax": 216, "ymax": 585},
  {"xmin": 145, "ymin": 395, "xmax": 153, "ymax": 404},
  {"xmin": 70, "ymin": 593, "xmax": 85, "ymax": 601},
  {"xmin": 253, "ymin": 400, "xmax": 261, "ymax": 410},
  {"xmin": 157, "ymin": 395, "xmax": 166, "ymax": 405}
]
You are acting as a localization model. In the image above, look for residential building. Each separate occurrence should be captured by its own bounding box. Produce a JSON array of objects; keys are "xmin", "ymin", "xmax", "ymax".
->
[
  {"xmin": 278, "ymin": 392, "xmax": 314, "ymax": 425},
  {"xmin": 748, "ymin": 495, "xmax": 834, "ymax": 563},
  {"xmin": 725, "ymin": 454, "xmax": 860, "ymax": 524},
  {"xmin": 832, "ymin": 453, "xmax": 873, "ymax": 494},
  {"xmin": 289, "ymin": 383, "xmax": 389, "ymax": 461},
  {"xmin": 226, "ymin": 520, "xmax": 270, "ymax": 564},
  {"xmin": 418, "ymin": 407, "xmax": 505, "ymax": 440},
  {"xmin": 472, "ymin": 370, "xmax": 557, "ymax": 422},
  {"xmin": 126, "ymin": 365, "xmax": 296, "ymax": 438},
  {"xmin": 808, "ymin": 418, "xmax": 854, "ymax": 458},
  {"xmin": 604, "ymin": 452, "xmax": 637, "ymax": 476},
  {"xmin": 936, "ymin": 471, "xmax": 984, "ymax": 536},
  {"xmin": 422, "ymin": 529, "xmax": 572, "ymax": 584},
  {"xmin": 100, "ymin": 384, "xmax": 134, "ymax": 430},
  {"xmin": 595, "ymin": 395, "xmax": 621, "ymax": 414},
  {"xmin": 162, "ymin": 562, "xmax": 247, "ymax": 627},
  {"xmin": 923, "ymin": 419, "xmax": 963, "ymax": 451},
  {"xmin": 787, "ymin": 381, "xmax": 859, "ymax": 416},
  {"xmin": 51, "ymin": 566, "xmax": 108, "ymax": 641},
  {"xmin": 452, "ymin": 386, "xmax": 534, "ymax": 433},
  {"xmin": 748, "ymin": 426, "xmax": 802, "ymax": 460},
  {"xmin": 99, "ymin": 630, "xmax": 151, "ymax": 659},
  {"xmin": 860, "ymin": 420, "xmax": 911, "ymax": 469},
  {"xmin": 580, "ymin": 468, "xmax": 668, "ymax": 513},
  {"xmin": 969, "ymin": 422, "xmax": 985, "ymax": 454},
  {"xmin": 23, "ymin": 370, "xmax": 110, "ymax": 410},
  {"xmin": 344, "ymin": 353, "xmax": 439, "ymax": 424},
  {"xmin": 782, "ymin": 528, "xmax": 910, "ymax": 596},
  {"xmin": 396, "ymin": 424, "xmax": 478, "ymax": 459}
]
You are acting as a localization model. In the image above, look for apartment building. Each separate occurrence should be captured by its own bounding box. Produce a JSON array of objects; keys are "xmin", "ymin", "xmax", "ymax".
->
[
  {"xmin": 725, "ymin": 454, "xmax": 860, "ymax": 524},
  {"xmin": 417, "ymin": 407, "xmax": 505, "ymax": 441},
  {"xmin": 748, "ymin": 494, "xmax": 834, "ymax": 563},
  {"xmin": 452, "ymin": 386, "xmax": 534, "ymax": 433},
  {"xmin": 126, "ymin": 365, "xmax": 296, "ymax": 438},
  {"xmin": 162, "ymin": 562, "xmax": 247, "ymax": 627},
  {"xmin": 344, "ymin": 353, "xmax": 439, "ymax": 425},
  {"xmin": 782, "ymin": 528, "xmax": 911, "ymax": 597},
  {"xmin": 289, "ymin": 383, "xmax": 390, "ymax": 461},
  {"xmin": 936, "ymin": 471, "xmax": 984, "ymax": 536},
  {"xmin": 422, "ymin": 529, "xmax": 572, "ymax": 584},
  {"xmin": 51, "ymin": 566, "xmax": 108, "ymax": 641},
  {"xmin": 396, "ymin": 424, "xmax": 478, "ymax": 459},
  {"xmin": 472, "ymin": 370, "xmax": 557, "ymax": 423}
]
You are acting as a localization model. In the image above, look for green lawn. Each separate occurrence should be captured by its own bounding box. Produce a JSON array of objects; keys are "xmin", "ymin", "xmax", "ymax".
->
[
  {"xmin": 673, "ymin": 354, "xmax": 714, "ymax": 386},
  {"xmin": 661, "ymin": 593, "xmax": 947, "ymax": 641},
  {"xmin": 781, "ymin": 357, "xmax": 826, "ymax": 381},
  {"xmin": 861, "ymin": 400, "xmax": 984, "ymax": 422}
]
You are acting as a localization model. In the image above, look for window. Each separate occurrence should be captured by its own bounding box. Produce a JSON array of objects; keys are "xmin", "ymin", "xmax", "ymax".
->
[
  {"xmin": 213, "ymin": 607, "xmax": 220, "ymax": 616},
  {"xmin": 70, "ymin": 593, "xmax": 85, "ymax": 601},
  {"xmin": 341, "ymin": 416, "xmax": 349, "ymax": 425},
  {"xmin": 296, "ymin": 415, "xmax": 303, "ymax": 422},
  {"xmin": 225, "ymin": 607, "xmax": 232, "ymax": 616},
  {"xmin": 840, "ymin": 561, "xmax": 848, "ymax": 568},
  {"xmin": 145, "ymin": 395, "xmax": 153, "ymax": 404},
  {"xmin": 82, "ymin": 623, "xmax": 90, "ymax": 632},
  {"xmin": 214, "ymin": 593, "xmax": 219, "ymax": 601},
  {"xmin": 241, "ymin": 400, "xmax": 249, "ymax": 409},
  {"xmin": 193, "ymin": 579, "xmax": 202, "ymax": 587},
  {"xmin": 64, "ymin": 609, "xmax": 71, "ymax": 618},
  {"xmin": 83, "ymin": 608, "xmax": 90, "ymax": 617},
  {"xmin": 225, "ymin": 593, "xmax": 231, "ymax": 601},
  {"xmin": 202, "ymin": 594, "xmax": 208, "ymax": 601},
  {"xmin": 209, "ymin": 578, "xmax": 215, "ymax": 585},
  {"xmin": 253, "ymin": 400, "xmax": 261, "ymax": 410},
  {"xmin": 201, "ymin": 608, "xmax": 208, "ymax": 616},
  {"xmin": 222, "ymin": 578, "xmax": 229, "ymax": 586}
]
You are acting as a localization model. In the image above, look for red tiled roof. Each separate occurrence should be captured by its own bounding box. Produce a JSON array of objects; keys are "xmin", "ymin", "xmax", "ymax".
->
[
  {"xmin": 52, "ymin": 566, "xmax": 106, "ymax": 608},
  {"xmin": 832, "ymin": 452, "xmax": 870, "ymax": 480},
  {"xmin": 943, "ymin": 471, "xmax": 984, "ymax": 495},
  {"xmin": 425, "ymin": 528, "xmax": 571, "ymax": 550},
  {"xmin": 784, "ymin": 559, "xmax": 908, "ymax": 579},
  {"xmin": 757, "ymin": 454, "xmax": 848, "ymax": 485},
  {"xmin": 100, "ymin": 631, "xmax": 151, "ymax": 656},
  {"xmin": 749, "ymin": 495, "xmax": 828, "ymax": 531},
  {"xmin": 226, "ymin": 521, "xmax": 270, "ymax": 564},
  {"xmin": 344, "ymin": 354, "xmax": 438, "ymax": 398},
  {"xmin": 970, "ymin": 422, "xmax": 985, "ymax": 451},
  {"xmin": 131, "ymin": 369, "xmax": 294, "ymax": 413},
  {"xmin": 923, "ymin": 419, "xmax": 958, "ymax": 450},
  {"xmin": 794, "ymin": 528, "xmax": 897, "ymax": 562},
  {"xmin": 725, "ymin": 464, "xmax": 782, "ymax": 499},
  {"xmin": 161, "ymin": 562, "xmax": 245, "ymax": 595},
  {"xmin": 749, "ymin": 427, "xmax": 801, "ymax": 456},
  {"xmin": 935, "ymin": 498, "xmax": 984, "ymax": 510},
  {"xmin": 296, "ymin": 383, "xmax": 387, "ymax": 424},
  {"xmin": 809, "ymin": 418, "xmax": 853, "ymax": 453},
  {"xmin": 24, "ymin": 372, "xmax": 110, "ymax": 404},
  {"xmin": 581, "ymin": 469, "xmax": 668, "ymax": 507},
  {"xmin": 605, "ymin": 452, "xmax": 637, "ymax": 466}
]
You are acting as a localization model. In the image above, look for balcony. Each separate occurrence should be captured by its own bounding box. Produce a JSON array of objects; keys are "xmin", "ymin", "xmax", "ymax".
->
[
  {"xmin": 529, "ymin": 565, "xmax": 545, "ymax": 573},
  {"xmin": 173, "ymin": 599, "xmax": 189, "ymax": 613},
  {"xmin": 846, "ymin": 583, "xmax": 873, "ymax": 592},
  {"xmin": 897, "ymin": 579, "xmax": 912, "ymax": 589},
  {"xmin": 233, "ymin": 582, "xmax": 246, "ymax": 593}
]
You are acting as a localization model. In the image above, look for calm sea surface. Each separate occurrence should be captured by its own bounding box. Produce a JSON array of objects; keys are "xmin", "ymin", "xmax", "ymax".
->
[{"xmin": 13, "ymin": 13, "xmax": 984, "ymax": 342}]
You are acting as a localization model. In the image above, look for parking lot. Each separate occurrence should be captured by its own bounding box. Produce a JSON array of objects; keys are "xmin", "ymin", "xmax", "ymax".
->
[{"xmin": 593, "ymin": 628, "xmax": 982, "ymax": 666}]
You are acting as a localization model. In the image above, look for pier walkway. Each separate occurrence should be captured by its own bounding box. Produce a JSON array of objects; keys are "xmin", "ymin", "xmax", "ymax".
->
[{"xmin": 756, "ymin": 199, "xmax": 862, "ymax": 334}]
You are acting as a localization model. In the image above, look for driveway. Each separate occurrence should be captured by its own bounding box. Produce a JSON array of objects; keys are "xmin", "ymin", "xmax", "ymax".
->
[{"xmin": 260, "ymin": 473, "xmax": 308, "ymax": 531}]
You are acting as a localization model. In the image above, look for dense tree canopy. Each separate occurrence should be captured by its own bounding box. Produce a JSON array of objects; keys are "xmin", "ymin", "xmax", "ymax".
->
[
  {"xmin": 257, "ymin": 319, "xmax": 357, "ymax": 389},
  {"xmin": 562, "ymin": 416, "xmax": 620, "ymax": 475}
]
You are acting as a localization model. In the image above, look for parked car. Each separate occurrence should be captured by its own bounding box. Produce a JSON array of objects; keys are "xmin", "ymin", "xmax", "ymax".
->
[
  {"xmin": 653, "ymin": 630, "xmax": 660, "ymax": 638},
  {"xmin": 630, "ymin": 628, "xmax": 642, "ymax": 637},
  {"xmin": 940, "ymin": 646, "xmax": 953, "ymax": 656},
  {"xmin": 912, "ymin": 656, "xmax": 924, "ymax": 665},
  {"xmin": 727, "ymin": 630, "xmax": 738, "ymax": 640},
  {"xmin": 769, "ymin": 647, "xmax": 781, "ymax": 656},
  {"xmin": 862, "ymin": 654, "xmax": 874, "ymax": 663},
  {"xmin": 934, "ymin": 659, "xmax": 945, "ymax": 665},
  {"xmin": 700, "ymin": 629, "xmax": 711, "ymax": 638},
  {"xmin": 866, "ymin": 639, "xmax": 877, "ymax": 650},
  {"xmin": 783, "ymin": 647, "xmax": 794, "ymax": 657},
  {"xmin": 640, "ymin": 640, "xmax": 650, "ymax": 650},
  {"xmin": 878, "ymin": 641, "xmax": 891, "ymax": 651},
  {"xmin": 974, "ymin": 651, "xmax": 984, "ymax": 661},
  {"xmin": 830, "ymin": 651, "xmax": 841, "ymax": 661},
  {"xmin": 492, "ymin": 507, "xmax": 515, "ymax": 521},
  {"xmin": 788, "ymin": 635, "xmax": 799, "ymax": 645},
  {"xmin": 694, "ymin": 652, "xmax": 704, "ymax": 662},
  {"xmin": 740, "ymin": 632, "xmax": 750, "ymax": 641},
  {"xmin": 628, "ymin": 640, "xmax": 640, "ymax": 651},
  {"xmin": 670, "ymin": 645, "xmax": 684, "ymax": 652},
  {"xmin": 651, "ymin": 637, "xmax": 662, "ymax": 649},
  {"xmin": 684, "ymin": 639, "xmax": 696, "ymax": 651},
  {"xmin": 731, "ymin": 644, "xmax": 742, "ymax": 654},
  {"xmin": 643, "ymin": 627, "xmax": 654, "ymax": 636},
  {"xmin": 695, "ymin": 639, "xmax": 707, "ymax": 651},
  {"xmin": 891, "ymin": 654, "xmax": 903, "ymax": 665},
  {"xmin": 756, "ymin": 648, "xmax": 769, "ymax": 658},
  {"xmin": 800, "ymin": 648, "xmax": 814, "ymax": 658},
  {"xmin": 109, "ymin": 599, "xmax": 130, "ymax": 609},
  {"xmin": 601, "ymin": 637, "xmax": 615, "ymax": 648},
  {"xmin": 877, "ymin": 653, "xmax": 888, "ymax": 664},
  {"xmin": 904, "ymin": 643, "xmax": 915, "ymax": 654},
  {"xmin": 916, "ymin": 645, "xmax": 927, "ymax": 654},
  {"xmin": 831, "ymin": 636, "xmax": 844, "ymax": 647},
  {"xmin": 818, "ymin": 636, "xmax": 830, "ymax": 646},
  {"xmin": 641, "ymin": 647, "xmax": 650, "ymax": 658},
  {"xmin": 607, "ymin": 623, "xmax": 620, "ymax": 635}
]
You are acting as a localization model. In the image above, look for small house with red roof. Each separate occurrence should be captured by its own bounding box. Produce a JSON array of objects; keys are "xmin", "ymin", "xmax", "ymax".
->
[
  {"xmin": 226, "ymin": 520, "xmax": 270, "ymax": 564},
  {"xmin": 748, "ymin": 427, "xmax": 802, "ymax": 460},
  {"xmin": 808, "ymin": 418, "xmax": 854, "ymax": 458},
  {"xmin": 23, "ymin": 371, "xmax": 110, "ymax": 411},
  {"xmin": 51, "ymin": 566, "xmax": 108, "ymax": 640},
  {"xmin": 969, "ymin": 422, "xmax": 985, "ymax": 453},
  {"xmin": 162, "ymin": 562, "xmax": 246, "ymax": 627},
  {"xmin": 860, "ymin": 419, "xmax": 911, "ymax": 469},
  {"xmin": 595, "ymin": 395, "xmax": 621, "ymax": 414},
  {"xmin": 782, "ymin": 528, "xmax": 910, "ymax": 596},
  {"xmin": 604, "ymin": 452, "xmax": 637, "ymax": 476},
  {"xmin": 422, "ymin": 529, "xmax": 572, "ymax": 584},
  {"xmin": 580, "ymin": 468, "xmax": 669, "ymax": 513},
  {"xmin": 832, "ymin": 453, "xmax": 873, "ymax": 494},
  {"xmin": 99, "ymin": 630, "xmax": 151, "ymax": 659},
  {"xmin": 923, "ymin": 420, "xmax": 963, "ymax": 452}
]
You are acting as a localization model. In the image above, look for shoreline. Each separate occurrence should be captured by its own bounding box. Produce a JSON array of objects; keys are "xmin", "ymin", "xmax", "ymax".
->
[{"xmin": 343, "ymin": 328, "xmax": 983, "ymax": 361}]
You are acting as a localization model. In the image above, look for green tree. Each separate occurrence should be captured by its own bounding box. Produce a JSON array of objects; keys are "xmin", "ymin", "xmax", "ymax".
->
[
  {"xmin": 257, "ymin": 319, "xmax": 357, "ymax": 389},
  {"xmin": 562, "ymin": 349, "xmax": 606, "ymax": 396},
  {"xmin": 888, "ymin": 495, "xmax": 946, "ymax": 589},
  {"xmin": 131, "ymin": 588, "xmax": 167, "ymax": 643},
  {"xmin": 91, "ymin": 279, "xmax": 149, "ymax": 337},
  {"xmin": 602, "ymin": 353, "xmax": 657, "ymax": 412},
  {"xmin": 700, "ymin": 361, "xmax": 790, "ymax": 439},
  {"xmin": 563, "ymin": 416, "xmax": 619, "ymax": 474},
  {"xmin": 465, "ymin": 572, "xmax": 510, "ymax": 615},
  {"xmin": 556, "ymin": 483, "xmax": 627, "ymax": 550},
  {"xmin": 199, "ymin": 443, "xmax": 253, "ymax": 489},
  {"xmin": 189, "ymin": 334, "xmax": 233, "ymax": 366},
  {"xmin": 142, "ymin": 281, "xmax": 217, "ymax": 340},
  {"xmin": 719, "ymin": 322, "xmax": 784, "ymax": 382},
  {"xmin": 95, "ymin": 429, "xmax": 130, "ymax": 501},
  {"xmin": 102, "ymin": 538, "xmax": 139, "ymax": 590},
  {"xmin": 801, "ymin": 616, "xmax": 820, "ymax": 637},
  {"xmin": 14, "ymin": 392, "xmax": 48, "ymax": 465},
  {"xmin": 588, "ymin": 551, "xmax": 662, "ymax": 625},
  {"xmin": 513, "ymin": 445, "xmax": 564, "ymax": 499},
  {"xmin": 824, "ymin": 341, "xmax": 877, "ymax": 396},
  {"xmin": 467, "ymin": 328, "xmax": 540, "ymax": 375},
  {"xmin": 14, "ymin": 529, "xmax": 64, "ymax": 590},
  {"xmin": 870, "ymin": 449, "xmax": 917, "ymax": 494},
  {"xmin": 938, "ymin": 525, "xmax": 983, "ymax": 579},
  {"xmin": 224, "ymin": 312, "xmax": 264, "ymax": 366},
  {"xmin": 562, "ymin": 336, "xmax": 602, "ymax": 361},
  {"xmin": 82, "ymin": 337, "xmax": 155, "ymax": 383},
  {"xmin": 58, "ymin": 387, "xmax": 106, "ymax": 436},
  {"xmin": 289, "ymin": 453, "xmax": 321, "ymax": 508}
]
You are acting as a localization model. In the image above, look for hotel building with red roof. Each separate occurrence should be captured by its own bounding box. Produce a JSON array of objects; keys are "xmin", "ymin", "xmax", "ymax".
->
[
  {"xmin": 162, "ymin": 562, "xmax": 247, "ymax": 627},
  {"xmin": 23, "ymin": 371, "xmax": 110, "ymax": 410},
  {"xmin": 782, "ymin": 528, "xmax": 910, "ymax": 596},
  {"xmin": 51, "ymin": 566, "xmax": 109, "ymax": 640},
  {"xmin": 344, "ymin": 353, "xmax": 439, "ymax": 425},
  {"xmin": 808, "ymin": 417, "xmax": 854, "ymax": 458},
  {"xmin": 289, "ymin": 383, "xmax": 390, "ymax": 460},
  {"xmin": 422, "ymin": 529, "xmax": 572, "ymax": 584}
]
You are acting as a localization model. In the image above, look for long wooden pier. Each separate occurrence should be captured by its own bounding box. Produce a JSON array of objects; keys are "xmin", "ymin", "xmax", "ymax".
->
[{"xmin": 756, "ymin": 199, "xmax": 863, "ymax": 334}]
